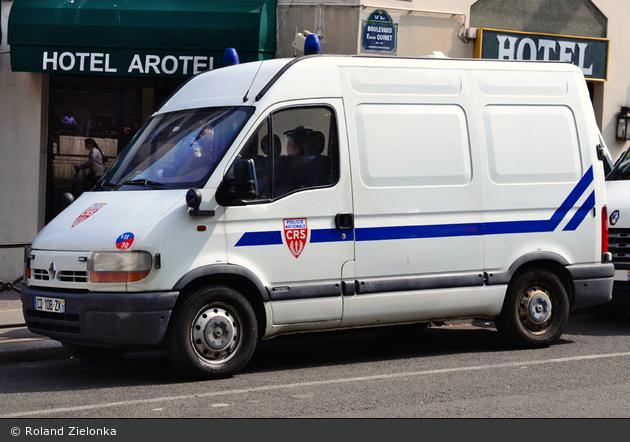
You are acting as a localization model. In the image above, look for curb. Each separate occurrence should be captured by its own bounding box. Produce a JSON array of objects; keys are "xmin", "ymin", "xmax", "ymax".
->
[{"xmin": 0, "ymin": 309, "xmax": 26, "ymax": 328}]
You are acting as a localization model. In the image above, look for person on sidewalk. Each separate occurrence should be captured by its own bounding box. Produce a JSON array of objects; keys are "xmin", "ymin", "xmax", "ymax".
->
[{"xmin": 74, "ymin": 138, "xmax": 106, "ymax": 190}]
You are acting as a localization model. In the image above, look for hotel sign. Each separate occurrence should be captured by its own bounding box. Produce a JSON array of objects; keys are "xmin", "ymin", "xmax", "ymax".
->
[
  {"xmin": 475, "ymin": 29, "xmax": 609, "ymax": 81},
  {"xmin": 11, "ymin": 48, "xmax": 216, "ymax": 78}
]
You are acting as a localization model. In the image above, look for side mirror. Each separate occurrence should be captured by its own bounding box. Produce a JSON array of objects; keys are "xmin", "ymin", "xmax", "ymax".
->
[
  {"xmin": 216, "ymin": 158, "xmax": 258, "ymax": 205},
  {"xmin": 61, "ymin": 192, "xmax": 75, "ymax": 209},
  {"xmin": 185, "ymin": 189, "xmax": 215, "ymax": 217}
]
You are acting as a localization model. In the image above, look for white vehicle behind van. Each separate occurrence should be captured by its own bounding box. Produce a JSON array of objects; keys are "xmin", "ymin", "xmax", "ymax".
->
[
  {"xmin": 600, "ymin": 146, "xmax": 630, "ymax": 316},
  {"xmin": 21, "ymin": 55, "xmax": 614, "ymax": 379}
]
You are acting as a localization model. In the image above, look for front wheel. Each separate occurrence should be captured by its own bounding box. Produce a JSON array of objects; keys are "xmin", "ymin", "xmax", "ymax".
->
[
  {"xmin": 165, "ymin": 285, "xmax": 258, "ymax": 380},
  {"xmin": 495, "ymin": 267, "xmax": 569, "ymax": 349}
]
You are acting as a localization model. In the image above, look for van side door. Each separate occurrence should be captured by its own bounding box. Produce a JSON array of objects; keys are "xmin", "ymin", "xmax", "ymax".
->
[
  {"xmin": 223, "ymin": 101, "xmax": 354, "ymax": 326},
  {"xmin": 338, "ymin": 66, "xmax": 487, "ymax": 326}
]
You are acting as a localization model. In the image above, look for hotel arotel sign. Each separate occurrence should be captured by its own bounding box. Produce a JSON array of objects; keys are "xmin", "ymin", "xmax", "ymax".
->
[
  {"xmin": 474, "ymin": 29, "xmax": 609, "ymax": 81},
  {"xmin": 11, "ymin": 48, "xmax": 216, "ymax": 78}
]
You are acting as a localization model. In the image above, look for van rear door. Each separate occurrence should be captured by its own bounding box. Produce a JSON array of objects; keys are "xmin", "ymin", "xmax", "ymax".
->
[{"xmin": 469, "ymin": 69, "xmax": 599, "ymax": 275}]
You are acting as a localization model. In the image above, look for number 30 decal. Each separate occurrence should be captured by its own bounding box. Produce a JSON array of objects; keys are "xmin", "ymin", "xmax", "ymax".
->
[{"xmin": 116, "ymin": 232, "xmax": 135, "ymax": 250}]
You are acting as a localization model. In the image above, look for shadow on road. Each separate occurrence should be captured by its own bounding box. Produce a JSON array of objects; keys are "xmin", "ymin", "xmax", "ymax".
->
[
  {"xmin": 2, "ymin": 312, "xmax": 628, "ymax": 394},
  {"xmin": 0, "ymin": 323, "xmax": 507, "ymax": 393},
  {"xmin": 566, "ymin": 310, "xmax": 630, "ymax": 337}
]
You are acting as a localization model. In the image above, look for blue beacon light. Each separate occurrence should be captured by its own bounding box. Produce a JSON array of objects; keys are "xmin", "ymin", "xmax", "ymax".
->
[
  {"xmin": 223, "ymin": 48, "xmax": 240, "ymax": 66},
  {"xmin": 304, "ymin": 34, "xmax": 322, "ymax": 55}
]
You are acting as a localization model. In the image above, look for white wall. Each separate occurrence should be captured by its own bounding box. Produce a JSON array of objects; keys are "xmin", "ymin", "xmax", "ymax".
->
[
  {"xmin": 590, "ymin": 0, "xmax": 630, "ymax": 161},
  {"xmin": 0, "ymin": 0, "xmax": 46, "ymax": 281},
  {"xmin": 362, "ymin": 0, "xmax": 476, "ymax": 57},
  {"xmin": 276, "ymin": 0, "xmax": 476, "ymax": 58},
  {"xmin": 276, "ymin": 1, "xmax": 361, "ymax": 57}
]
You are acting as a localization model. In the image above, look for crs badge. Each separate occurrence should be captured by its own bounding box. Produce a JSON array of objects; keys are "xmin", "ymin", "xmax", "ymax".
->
[
  {"xmin": 72, "ymin": 203, "xmax": 106, "ymax": 227},
  {"xmin": 283, "ymin": 218, "xmax": 308, "ymax": 258}
]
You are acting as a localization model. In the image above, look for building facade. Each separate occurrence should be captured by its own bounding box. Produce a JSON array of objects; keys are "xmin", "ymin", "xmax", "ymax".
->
[{"xmin": 1, "ymin": 0, "xmax": 629, "ymax": 281}]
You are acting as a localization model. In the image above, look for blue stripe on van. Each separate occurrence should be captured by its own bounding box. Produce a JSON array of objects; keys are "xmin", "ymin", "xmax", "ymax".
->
[
  {"xmin": 484, "ymin": 219, "xmax": 552, "ymax": 235},
  {"xmin": 547, "ymin": 166, "xmax": 594, "ymax": 230},
  {"xmin": 563, "ymin": 190, "xmax": 595, "ymax": 231},
  {"xmin": 235, "ymin": 228, "xmax": 354, "ymax": 246},
  {"xmin": 235, "ymin": 230, "xmax": 282, "ymax": 247},
  {"xmin": 234, "ymin": 166, "xmax": 595, "ymax": 246},
  {"xmin": 311, "ymin": 228, "xmax": 354, "ymax": 243},
  {"xmin": 355, "ymin": 222, "xmax": 483, "ymax": 241}
]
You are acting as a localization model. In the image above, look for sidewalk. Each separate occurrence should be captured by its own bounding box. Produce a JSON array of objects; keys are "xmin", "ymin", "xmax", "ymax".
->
[
  {"xmin": 0, "ymin": 284, "xmax": 26, "ymax": 328},
  {"xmin": 0, "ymin": 284, "xmax": 68, "ymax": 363}
]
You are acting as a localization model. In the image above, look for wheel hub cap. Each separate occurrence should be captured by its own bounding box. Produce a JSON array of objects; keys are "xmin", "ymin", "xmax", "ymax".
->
[
  {"xmin": 192, "ymin": 306, "xmax": 239, "ymax": 361},
  {"xmin": 527, "ymin": 291, "xmax": 552, "ymax": 323},
  {"xmin": 204, "ymin": 316, "xmax": 233, "ymax": 351}
]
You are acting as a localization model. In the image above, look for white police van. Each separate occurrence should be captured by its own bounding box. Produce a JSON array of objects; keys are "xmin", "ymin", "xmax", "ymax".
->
[{"xmin": 22, "ymin": 55, "xmax": 614, "ymax": 379}]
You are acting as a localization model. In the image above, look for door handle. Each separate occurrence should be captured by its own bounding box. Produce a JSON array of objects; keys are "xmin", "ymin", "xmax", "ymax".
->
[{"xmin": 335, "ymin": 213, "xmax": 354, "ymax": 230}]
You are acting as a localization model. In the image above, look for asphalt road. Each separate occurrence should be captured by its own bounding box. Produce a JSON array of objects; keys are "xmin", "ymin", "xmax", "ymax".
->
[{"xmin": 1, "ymin": 311, "xmax": 629, "ymax": 419}]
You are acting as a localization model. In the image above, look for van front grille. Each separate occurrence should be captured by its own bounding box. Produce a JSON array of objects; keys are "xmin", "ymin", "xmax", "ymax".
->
[
  {"xmin": 30, "ymin": 269, "xmax": 88, "ymax": 283},
  {"xmin": 58, "ymin": 271, "xmax": 88, "ymax": 283},
  {"xmin": 31, "ymin": 269, "xmax": 50, "ymax": 281}
]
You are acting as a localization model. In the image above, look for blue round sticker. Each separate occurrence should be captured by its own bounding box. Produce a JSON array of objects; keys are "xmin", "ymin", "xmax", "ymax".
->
[{"xmin": 116, "ymin": 232, "xmax": 135, "ymax": 250}]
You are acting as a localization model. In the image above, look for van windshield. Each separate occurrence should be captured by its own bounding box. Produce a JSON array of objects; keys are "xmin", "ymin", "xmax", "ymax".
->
[
  {"xmin": 606, "ymin": 147, "xmax": 630, "ymax": 181},
  {"xmin": 99, "ymin": 106, "xmax": 254, "ymax": 190}
]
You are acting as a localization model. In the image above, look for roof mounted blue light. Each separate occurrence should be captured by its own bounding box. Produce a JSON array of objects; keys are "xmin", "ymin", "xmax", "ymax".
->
[
  {"xmin": 304, "ymin": 34, "xmax": 322, "ymax": 55},
  {"xmin": 223, "ymin": 48, "xmax": 240, "ymax": 67}
]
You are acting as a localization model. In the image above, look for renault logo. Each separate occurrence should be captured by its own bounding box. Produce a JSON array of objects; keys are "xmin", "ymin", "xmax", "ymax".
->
[
  {"xmin": 610, "ymin": 210, "xmax": 620, "ymax": 226},
  {"xmin": 48, "ymin": 262, "xmax": 57, "ymax": 280}
]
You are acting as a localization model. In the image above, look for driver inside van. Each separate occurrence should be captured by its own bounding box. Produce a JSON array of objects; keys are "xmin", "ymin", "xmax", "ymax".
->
[
  {"xmin": 284, "ymin": 125, "xmax": 312, "ymax": 158},
  {"xmin": 193, "ymin": 125, "xmax": 215, "ymax": 160}
]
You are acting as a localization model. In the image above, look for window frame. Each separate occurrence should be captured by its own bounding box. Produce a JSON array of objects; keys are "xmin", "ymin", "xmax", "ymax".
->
[{"xmin": 230, "ymin": 104, "xmax": 341, "ymax": 205}]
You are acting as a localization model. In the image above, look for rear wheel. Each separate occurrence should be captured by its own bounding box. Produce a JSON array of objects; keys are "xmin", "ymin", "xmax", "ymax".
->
[
  {"xmin": 166, "ymin": 285, "xmax": 258, "ymax": 380},
  {"xmin": 495, "ymin": 267, "xmax": 569, "ymax": 348},
  {"xmin": 62, "ymin": 343, "xmax": 127, "ymax": 361}
]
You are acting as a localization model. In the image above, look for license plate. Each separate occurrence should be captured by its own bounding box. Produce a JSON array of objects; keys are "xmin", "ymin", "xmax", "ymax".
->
[
  {"xmin": 34, "ymin": 296, "xmax": 65, "ymax": 313},
  {"xmin": 613, "ymin": 270, "xmax": 630, "ymax": 282}
]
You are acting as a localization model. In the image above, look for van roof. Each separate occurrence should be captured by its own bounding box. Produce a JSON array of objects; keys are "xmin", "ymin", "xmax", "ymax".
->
[{"xmin": 157, "ymin": 55, "xmax": 583, "ymax": 114}]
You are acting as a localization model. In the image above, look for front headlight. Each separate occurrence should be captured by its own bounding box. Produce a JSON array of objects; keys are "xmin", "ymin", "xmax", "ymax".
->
[{"xmin": 88, "ymin": 251, "xmax": 152, "ymax": 283}]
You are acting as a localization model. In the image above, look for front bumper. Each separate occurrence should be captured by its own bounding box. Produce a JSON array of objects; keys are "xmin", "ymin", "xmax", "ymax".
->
[
  {"xmin": 567, "ymin": 263, "xmax": 614, "ymax": 310},
  {"xmin": 21, "ymin": 286, "xmax": 179, "ymax": 349}
]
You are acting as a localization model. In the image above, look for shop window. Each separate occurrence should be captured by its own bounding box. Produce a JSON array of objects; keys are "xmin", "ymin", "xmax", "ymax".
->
[{"xmin": 93, "ymin": 86, "xmax": 118, "ymax": 137}]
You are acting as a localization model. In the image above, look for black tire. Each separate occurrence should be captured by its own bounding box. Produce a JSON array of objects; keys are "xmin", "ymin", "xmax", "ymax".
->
[
  {"xmin": 165, "ymin": 285, "xmax": 258, "ymax": 380},
  {"xmin": 495, "ymin": 267, "xmax": 569, "ymax": 349},
  {"xmin": 62, "ymin": 343, "xmax": 127, "ymax": 361}
]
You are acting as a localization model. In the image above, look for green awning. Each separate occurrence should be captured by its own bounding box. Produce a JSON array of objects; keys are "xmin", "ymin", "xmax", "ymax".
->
[{"xmin": 8, "ymin": 0, "xmax": 277, "ymax": 78}]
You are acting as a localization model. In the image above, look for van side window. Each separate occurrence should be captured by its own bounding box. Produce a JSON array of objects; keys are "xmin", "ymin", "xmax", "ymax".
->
[{"xmin": 236, "ymin": 106, "xmax": 340, "ymax": 201}]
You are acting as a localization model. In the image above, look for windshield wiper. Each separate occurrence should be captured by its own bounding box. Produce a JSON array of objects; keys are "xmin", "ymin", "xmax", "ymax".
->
[
  {"xmin": 98, "ymin": 181, "xmax": 120, "ymax": 190},
  {"xmin": 123, "ymin": 179, "xmax": 166, "ymax": 189}
]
